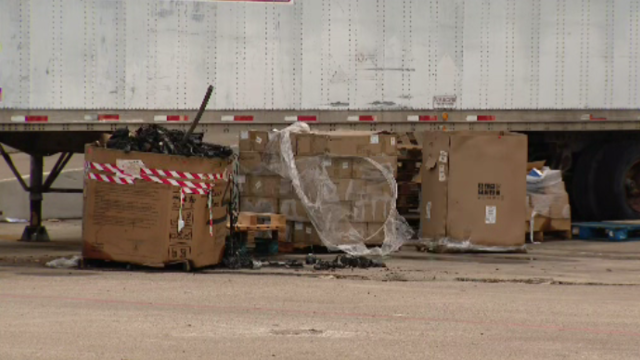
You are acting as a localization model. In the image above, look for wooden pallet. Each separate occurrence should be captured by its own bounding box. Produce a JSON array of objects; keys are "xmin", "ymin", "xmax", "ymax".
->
[
  {"xmin": 228, "ymin": 212, "xmax": 287, "ymax": 242},
  {"xmin": 526, "ymin": 218, "xmax": 572, "ymax": 242}
]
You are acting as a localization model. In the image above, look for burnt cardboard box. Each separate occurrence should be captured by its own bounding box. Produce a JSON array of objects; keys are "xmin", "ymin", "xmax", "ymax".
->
[
  {"xmin": 352, "ymin": 156, "xmax": 398, "ymax": 179},
  {"xmin": 246, "ymin": 175, "xmax": 281, "ymax": 198},
  {"xmin": 421, "ymin": 131, "xmax": 527, "ymax": 247},
  {"xmin": 83, "ymin": 145, "xmax": 230, "ymax": 268},
  {"xmin": 240, "ymin": 197, "xmax": 279, "ymax": 214}
]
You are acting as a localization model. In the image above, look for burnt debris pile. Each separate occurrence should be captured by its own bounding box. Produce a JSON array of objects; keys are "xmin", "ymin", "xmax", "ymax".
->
[{"xmin": 107, "ymin": 125, "xmax": 233, "ymax": 159}]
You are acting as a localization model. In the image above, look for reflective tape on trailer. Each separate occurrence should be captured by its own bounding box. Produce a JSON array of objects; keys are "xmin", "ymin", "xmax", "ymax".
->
[
  {"xmin": 466, "ymin": 115, "xmax": 496, "ymax": 122},
  {"xmin": 284, "ymin": 115, "xmax": 317, "ymax": 122},
  {"xmin": 11, "ymin": 116, "xmax": 48, "ymax": 123},
  {"xmin": 154, "ymin": 115, "xmax": 189, "ymax": 122},
  {"xmin": 221, "ymin": 115, "xmax": 254, "ymax": 122},
  {"xmin": 347, "ymin": 115, "xmax": 376, "ymax": 122},
  {"xmin": 407, "ymin": 115, "xmax": 438, "ymax": 122},
  {"xmin": 581, "ymin": 114, "xmax": 607, "ymax": 121},
  {"xmin": 84, "ymin": 114, "xmax": 120, "ymax": 121}
]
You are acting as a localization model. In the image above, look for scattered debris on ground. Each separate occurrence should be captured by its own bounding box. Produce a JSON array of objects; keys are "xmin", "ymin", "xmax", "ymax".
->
[
  {"xmin": 45, "ymin": 255, "xmax": 81, "ymax": 269},
  {"xmin": 107, "ymin": 125, "xmax": 233, "ymax": 159},
  {"xmin": 312, "ymin": 255, "xmax": 386, "ymax": 270}
]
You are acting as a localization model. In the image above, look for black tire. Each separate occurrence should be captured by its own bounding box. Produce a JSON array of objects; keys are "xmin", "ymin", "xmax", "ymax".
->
[
  {"xmin": 593, "ymin": 142, "xmax": 640, "ymax": 220},
  {"xmin": 571, "ymin": 144, "xmax": 606, "ymax": 221}
]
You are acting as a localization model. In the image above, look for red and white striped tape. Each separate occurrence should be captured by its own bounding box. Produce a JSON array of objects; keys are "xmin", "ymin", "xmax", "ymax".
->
[
  {"xmin": 181, "ymin": 187, "xmax": 210, "ymax": 195},
  {"xmin": 87, "ymin": 162, "xmax": 226, "ymax": 181},
  {"xmin": 11, "ymin": 116, "xmax": 48, "ymax": 123},
  {"xmin": 347, "ymin": 115, "xmax": 376, "ymax": 122},
  {"xmin": 139, "ymin": 174, "xmax": 211, "ymax": 189},
  {"xmin": 466, "ymin": 115, "xmax": 496, "ymax": 122},
  {"xmin": 154, "ymin": 115, "xmax": 189, "ymax": 122},
  {"xmin": 221, "ymin": 115, "xmax": 254, "ymax": 122},
  {"xmin": 284, "ymin": 115, "xmax": 317, "ymax": 122},
  {"xmin": 87, "ymin": 173, "xmax": 135, "ymax": 185},
  {"xmin": 408, "ymin": 115, "xmax": 438, "ymax": 122},
  {"xmin": 84, "ymin": 114, "xmax": 120, "ymax": 121}
]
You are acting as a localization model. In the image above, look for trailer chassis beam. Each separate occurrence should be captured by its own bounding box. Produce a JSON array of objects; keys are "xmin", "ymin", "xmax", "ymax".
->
[{"xmin": 0, "ymin": 145, "xmax": 81, "ymax": 242}]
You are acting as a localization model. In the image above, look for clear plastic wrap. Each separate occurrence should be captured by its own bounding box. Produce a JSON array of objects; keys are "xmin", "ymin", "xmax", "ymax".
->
[
  {"xmin": 527, "ymin": 167, "xmax": 570, "ymax": 243},
  {"xmin": 263, "ymin": 123, "xmax": 414, "ymax": 256}
]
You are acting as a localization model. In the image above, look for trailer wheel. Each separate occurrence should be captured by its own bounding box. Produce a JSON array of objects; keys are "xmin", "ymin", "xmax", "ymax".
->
[
  {"xmin": 593, "ymin": 142, "xmax": 640, "ymax": 220},
  {"xmin": 571, "ymin": 144, "xmax": 605, "ymax": 221}
]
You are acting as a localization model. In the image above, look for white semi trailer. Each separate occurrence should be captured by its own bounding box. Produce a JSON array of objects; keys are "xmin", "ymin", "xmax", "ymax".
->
[{"xmin": 1, "ymin": 0, "xmax": 640, "ymax": 240}]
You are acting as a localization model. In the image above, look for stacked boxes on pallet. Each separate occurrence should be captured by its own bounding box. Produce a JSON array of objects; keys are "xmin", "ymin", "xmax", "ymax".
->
[
  {"xmin": 395, "ymin": 133, "xmax": 422, "ymax": 233},
  {"xmin": 238, "ymin": 130, "xmax": 397, "ymax": 249}
]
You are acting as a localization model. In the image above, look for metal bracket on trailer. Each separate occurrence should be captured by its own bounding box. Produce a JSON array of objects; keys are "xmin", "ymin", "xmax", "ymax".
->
[{"xmin": 0, "ymin": 144, "xmax": 82, "ymax": 242}]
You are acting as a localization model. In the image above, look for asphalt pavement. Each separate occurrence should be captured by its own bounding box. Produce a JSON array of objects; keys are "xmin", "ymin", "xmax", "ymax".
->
[{"xmin": 1, "ymin": 220, "xmax": 640, "ymax": 359}]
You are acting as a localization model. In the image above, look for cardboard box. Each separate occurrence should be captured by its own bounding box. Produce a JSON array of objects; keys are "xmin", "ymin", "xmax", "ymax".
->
[
  {"xmin": 333, "ymin": 179, "xmax": 367, "ymax": 201},
  {"xmin": 83, "ymin": 145, "xmax": 230, "ymax": 268},
  {"xmin": 421, "ymin": 131, "xmax": 527, "ymax": 248},
  {"xmin": 321, "ymin": 132, "xmax": 396, "ymax": 157},
  {"xmin": 279, "ymin": 179, "xmax": 294, "ymax": 199},
  {"xmin": 293, "ymin": 133, "xmax": 327, "ymax": 156},
  {"xmin": 238, "ymin": 151, "xmax": 277, "ymax": 175},
  {"xmin": 291, "ymin": 221, "xmax": 306, "ymax": 243},
  {"xmin": 247, "ymin": 175, "xmax": 281, "ymax": 198},
  {"xmin": 352, "ymin": 156, "xmax": 398, "ymax": 179},
  {"xmin": 352, "ymin": 198, "xmax": 394, "ymax": 223},
  {"xmin": 322, "ymin": 157, "xmax": 353, "ymax": 178},
  {"xmin": 279, "ymin": 198, "xmax": 309, "ymax": 222},
  {"xmin": 366, "ymin": 222, "xmax": 386, "ymax": 245},
  {"xmin": 304, "ymin": 222, "xmax": 322, "ymax": 245},
  {"xmin": 239, "ymin": 130, "xmax": 271, "ymax": 152},
  {"xmin": 241, "ymin": 197, "xmax": 279, "ymax": 214},
  {"xmin": 365, "ymin": 179, "xmax": 395, "ymax": 198}
]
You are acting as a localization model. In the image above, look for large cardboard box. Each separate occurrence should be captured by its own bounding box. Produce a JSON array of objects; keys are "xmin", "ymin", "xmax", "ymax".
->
[
  {"xmin": 83, "ymin": 145, "xmax": 230, "ymax": 268},
  {"xmin": 421, "ymin": 132, "xmax": 527, "ymax": 247}
]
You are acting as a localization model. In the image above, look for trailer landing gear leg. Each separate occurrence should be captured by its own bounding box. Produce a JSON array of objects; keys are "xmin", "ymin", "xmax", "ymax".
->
[{"xmin": 21, "ymin": 155, "xmax": 49, "ymax": 242}]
